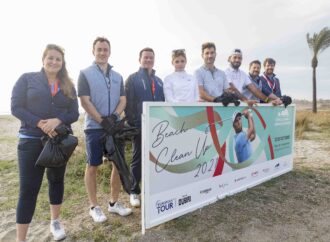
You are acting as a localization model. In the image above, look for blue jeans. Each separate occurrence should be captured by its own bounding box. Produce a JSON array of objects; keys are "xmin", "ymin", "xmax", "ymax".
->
[{"xmin": 16, "ymin": 138, "xmax": 66, "ymax": 224}]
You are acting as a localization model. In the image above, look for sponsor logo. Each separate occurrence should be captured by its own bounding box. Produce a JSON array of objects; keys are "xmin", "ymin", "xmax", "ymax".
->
[
  {"xmin": 156, "ymin": 199, "xmax": 176, "ymax": 214},
  {"xmin": 178, "ymin": 195, "xmax": 191, "ymax": 206},
  {"xmin": 219, "ymin": 183, "xmax": 229, "ymax": 189},
  {"xmin": 200, "ymin": 188, "xmax": 212, "ymax": 194},
  {"xmin": 251, "ymin": 171, "xmax": 259, "ymax": 177},
  {"xmin": 262, "ymin": 168, "xmax": 270, "ymax": 173},
  {"xmin": 278, "ymin": 109, "xmax": 289, "ymax": 117},
  {"xmin": 234, "ymin": 176, "xmax": 247, "ymax": 182}
]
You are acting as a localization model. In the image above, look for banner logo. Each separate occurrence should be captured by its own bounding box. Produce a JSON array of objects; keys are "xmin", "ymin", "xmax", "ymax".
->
[
  {"xmin": 178, "ymin": 195, "xmax": 192, "ymax": 206},
  {"xmin": 156, "ymin": 199, "xmax": 176, "ymax": 214}
]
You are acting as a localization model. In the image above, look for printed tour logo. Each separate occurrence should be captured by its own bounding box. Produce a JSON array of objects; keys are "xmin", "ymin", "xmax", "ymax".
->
[{"xmin": 156, "ymin": 199, "xmax": 176, "ymax": 214}]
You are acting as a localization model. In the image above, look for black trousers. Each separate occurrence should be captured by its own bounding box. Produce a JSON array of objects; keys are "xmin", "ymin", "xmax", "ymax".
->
[
  {"xmin": 130, "ymin": 133, "xmax": 141, "ymax": 194},
  {"xmin": 16, "ymin": 138, "xmax": 66, "ymax": 224}
]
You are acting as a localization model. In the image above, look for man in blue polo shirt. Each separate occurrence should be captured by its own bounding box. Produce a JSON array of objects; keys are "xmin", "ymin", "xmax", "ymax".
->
[
  {"xmin": 194, "ymin": 42, "xmax": 230, "ymax": 102},
  {"xmin": 232, "ymin": 110, "xmax": 255, "ymax": 163},
  {"xmin": 78, "ymin": 37, "xmax": 132, "ymax": 223}
]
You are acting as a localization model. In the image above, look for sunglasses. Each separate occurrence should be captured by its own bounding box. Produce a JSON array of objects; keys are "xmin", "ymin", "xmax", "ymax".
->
[{"xmin": 172, "ymin": 49, "xmax": 186, "ymax": 55}]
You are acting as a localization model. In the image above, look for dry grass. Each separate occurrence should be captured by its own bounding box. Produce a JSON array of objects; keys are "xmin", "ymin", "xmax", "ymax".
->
[
  {"xmin": 295, "ymin": 110, "xmax": 330, "ymax": 140},
  {"xmin": 1, "ymin": 110, "xmax": 330, "ymax": 241}
]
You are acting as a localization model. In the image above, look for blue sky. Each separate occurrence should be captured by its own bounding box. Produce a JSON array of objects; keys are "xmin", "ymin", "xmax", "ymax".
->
[{"xmin": 0, "ymin": 0, "xmax": 329, "ymax": 114}]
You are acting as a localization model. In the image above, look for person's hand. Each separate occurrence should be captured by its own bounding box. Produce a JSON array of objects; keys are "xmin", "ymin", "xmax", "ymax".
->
[
  {"xmin": 41, "ymin": 118, "xmax": 62, "ymax": 134},
  {"xmin": 246, "ymin": 100, "xmax": 257, "ymax": 107},
  {"xmin": 100, "ymin": 114, "xmax": 117, "ymax": 134},
  {"xmin": 271, "ymin": 98, "xmax": 283, "ymax": 106},
  {"xmin": 37, "ymin": 120, "xmax": 47, "ymax": 129},
  {"xmin": 242, "ymin": 109, "xmax": 250, "ymax": 118},
  {"xmin": 47, "ymin": 130, "xmax": 58, "ymax": 138}
]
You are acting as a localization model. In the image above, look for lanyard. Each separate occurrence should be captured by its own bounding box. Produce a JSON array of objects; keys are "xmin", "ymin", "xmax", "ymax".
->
[
  {"xmin": 49, "ymin": 80, "xmax": 59, "ymax": 97},
  {"xmin": 263, "ymin": 74, "xmax": 276, "ymax": 92},
  {"xmin": 151, "ymin": 78, "xmax": 155, "ymax": 97}
]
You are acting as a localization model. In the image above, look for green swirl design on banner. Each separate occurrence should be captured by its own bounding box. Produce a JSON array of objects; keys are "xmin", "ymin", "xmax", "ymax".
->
[
  {"xmin": 150, "ymin": 109, "xmax": 209, "ymax": 130},
  {"xmin": 149, "ymin": 145, "xmax": 218, "ymax": 173},
  {"xmin": 149, "ymin": 107, "xmax": 274, "ymax": 173}
]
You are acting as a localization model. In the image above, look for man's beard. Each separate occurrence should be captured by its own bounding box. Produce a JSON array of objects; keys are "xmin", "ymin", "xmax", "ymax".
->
[{"xmin": 231, "ymin": 62, "xmax": 241, "ymax": 69}]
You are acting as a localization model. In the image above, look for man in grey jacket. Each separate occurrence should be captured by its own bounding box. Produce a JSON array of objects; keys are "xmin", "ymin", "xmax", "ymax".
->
[{"xmin": 78, "ymin": 37, "xmax": 132, "ymax": 223}]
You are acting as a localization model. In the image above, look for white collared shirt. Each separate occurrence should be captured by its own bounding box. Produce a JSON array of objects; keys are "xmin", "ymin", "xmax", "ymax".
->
[
  {"xmin": 225, "ymin": 66, "xmax": 251, "ymax": 93},
  {"xmin": 163, "ymin": 71, "xmax": 199, "ymax": 102}
]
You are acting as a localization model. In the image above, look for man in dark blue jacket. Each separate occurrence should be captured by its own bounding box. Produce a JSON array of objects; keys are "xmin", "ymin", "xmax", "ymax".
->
[
  {"xmin": 260, "ymin": 58, "xmax": 282, "ymax": 99},
  {"xmin": 125, "ymin": 47, "xmax": 165, "ymax": 207}
]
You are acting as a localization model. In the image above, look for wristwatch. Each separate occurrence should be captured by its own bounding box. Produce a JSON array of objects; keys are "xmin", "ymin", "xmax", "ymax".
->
[{"xmin": 113, "ymin": 111, "xmax": 120, "ymax": 120}]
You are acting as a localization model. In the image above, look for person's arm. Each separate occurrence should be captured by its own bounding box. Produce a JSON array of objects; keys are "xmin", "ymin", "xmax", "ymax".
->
[
  {"xmin": 194, "ymin": 69, "xmax": 215, "ymax": 102},
  {"xmin": 124, "ymin": 74, "xmax": 136, "ymax": 125},
  {"xmin": 56, "ymin": 87, "xmax": 79, "ymax": 125},
  {"xmin": 193, "ymin": 76, "xmax": 200, "ymax": 101},
  {"xmin": 199, "ymin": 86, "xmax": 216, "ymax": 102},
  {"xmin": 114, "ymin": 79, "xmax": 126, "ymax": 116},
  {"xmin": 243, "ymin": 109, "xmax": 255, "ymax": 141},
  {"xmin": 163, "ymin": 76, "xmax": 176, "ymax": 102},
  {"xmin": 77, "ymin": 71, "xmax": 102, "ymax": 123},
  {"xmin": 80, "ymin": 96, "xmax": 102, "ymax": 123},
  {"xmin": 229, "ymin": 83, "xmax": 257, "ymax": 106},
  {"xmin": 11, "ymin": 73, "xmax": 43, "ymax": 127},
  {"xmin": 276, "ymin": 78, "xmax": 282, "ymax": 97}
]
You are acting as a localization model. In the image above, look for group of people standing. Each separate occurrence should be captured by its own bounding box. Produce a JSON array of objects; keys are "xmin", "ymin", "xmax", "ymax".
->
[{"xmin": 11, "ymin": 37, "xmax": 284, "ymax": 241}]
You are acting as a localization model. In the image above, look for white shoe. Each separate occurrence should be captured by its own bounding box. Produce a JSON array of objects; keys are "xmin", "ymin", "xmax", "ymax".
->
[
  {"xmin": 108, "ymin": 202, "xmax": 132, "ymax": 216},
  {"xmin": 50, "ymin": 219, "xmax": 66, "ymax": 241},
  {"xmin": 130, "ymin": 194, "xmax": 140, "ymax": 207},
  {"xmin": 89, "ymin": 206, "xmax": 107, "ymax": 223}
]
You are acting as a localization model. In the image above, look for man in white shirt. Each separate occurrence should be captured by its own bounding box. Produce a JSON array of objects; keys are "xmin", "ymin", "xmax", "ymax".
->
[{"xmin": 225, "ymin": 49, "xmax": 280, "ymax": 105}]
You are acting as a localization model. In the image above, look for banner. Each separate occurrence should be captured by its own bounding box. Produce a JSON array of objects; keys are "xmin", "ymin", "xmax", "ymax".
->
[{"xmin": 142, "ymin": 103, "xmax": 296, "ymax": 233}]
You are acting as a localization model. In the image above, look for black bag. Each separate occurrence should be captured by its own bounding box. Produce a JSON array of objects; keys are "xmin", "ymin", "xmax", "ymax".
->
[
  {"xmin": 102, "ymin": 118, "xmax": 140, "ymax": 194},
  {"xmin": 35, "ymin": 125, "xmax": 78, "ymax": 168},
  {"xmin": 213, "ymin": 92, "xmax": 240, "ymax": 106}
]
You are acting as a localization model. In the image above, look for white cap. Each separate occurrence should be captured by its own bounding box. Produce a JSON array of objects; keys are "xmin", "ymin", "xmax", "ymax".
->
[
  {"xmin": 230, "ymin": 48, "xmax": 243, "ymax": 56},
  {"xmin": 232, "ymin": 111, "xmax": 242, "ymax": 123}
]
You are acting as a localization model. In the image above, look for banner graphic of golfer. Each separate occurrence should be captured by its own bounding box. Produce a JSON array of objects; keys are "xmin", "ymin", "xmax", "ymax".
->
[{"xmin": 142, "ymin": 103, "xmax": 295, "ymax": 231}]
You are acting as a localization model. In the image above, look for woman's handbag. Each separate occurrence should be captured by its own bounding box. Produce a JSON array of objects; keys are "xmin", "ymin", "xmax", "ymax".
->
[{"xmin": 35, "ymin": 124, "xmax": 78, "ymax": 168}]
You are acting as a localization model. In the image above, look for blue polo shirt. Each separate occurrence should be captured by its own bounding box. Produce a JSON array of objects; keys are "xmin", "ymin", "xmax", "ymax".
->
[
  {"xmin": 194, "ymin": 66, "xmax": 229, "ymax": 99},
  {"xmin": 234, "ymin": 131, "xmax": 252, "ymax": 163},
  {"xmin": 243, "ymin": 74, "xmax": 263, "ymax": 101}
]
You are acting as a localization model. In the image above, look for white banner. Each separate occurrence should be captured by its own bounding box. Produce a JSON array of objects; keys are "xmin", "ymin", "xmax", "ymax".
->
[{"xmin": 141, "ymin": 103, "xmax": 296, "ymax": 233}]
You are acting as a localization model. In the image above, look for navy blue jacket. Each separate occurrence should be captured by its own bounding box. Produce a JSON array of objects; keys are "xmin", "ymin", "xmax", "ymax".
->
[
  {"xmin": 125, "ymin": 68, "xmax": 164, "ymax": 128},
  {"xmin": 11, "ymin": 69, "xmax": 79, "ymax": 137},
  {"xmin": 260, "ymin": 73, "xmax": 282, "ymax": 99}
]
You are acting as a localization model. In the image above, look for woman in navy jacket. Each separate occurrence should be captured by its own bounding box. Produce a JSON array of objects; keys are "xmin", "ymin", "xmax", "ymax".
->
[{"xmin": 11, "ymin": 44, "xmax": 79, "ymax": 241}]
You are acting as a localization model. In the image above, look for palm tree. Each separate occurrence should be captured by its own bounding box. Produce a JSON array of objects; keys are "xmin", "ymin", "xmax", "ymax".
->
[{"xmin": 306, "ymin": 27, "xmax": 330, "ymax": 113}]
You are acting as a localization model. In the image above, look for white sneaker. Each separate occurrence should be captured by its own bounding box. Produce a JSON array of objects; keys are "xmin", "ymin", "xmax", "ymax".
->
[
  {"xmin": 108, "ymin": 202, "xmax": 132, "ymax": 216},
  {"xmin": 89, "ymin": 206, "xmax": 107, "ymax": 223},
  {"xmin": 130, "ymin": 194, "xmax": 140, "ymax": 207},
  {"xmin": 50, "ymin": 219, "xmax": 66, "ymax": 241}
]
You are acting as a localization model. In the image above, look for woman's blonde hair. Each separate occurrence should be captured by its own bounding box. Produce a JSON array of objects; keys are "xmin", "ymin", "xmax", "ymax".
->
[
  {"xmin": 42, "ymin": 44, "xmax": 75, "ymax": 99},
  {"xmin": 171, "ymin": 49, "xmax": 186, "ymax": 62}
]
